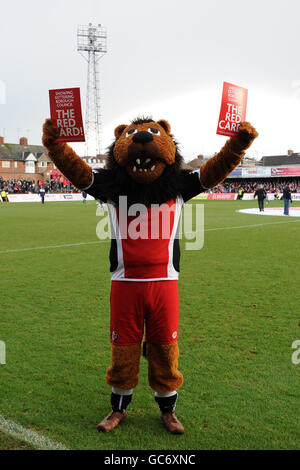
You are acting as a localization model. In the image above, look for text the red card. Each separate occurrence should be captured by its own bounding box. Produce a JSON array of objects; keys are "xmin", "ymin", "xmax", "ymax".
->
[
  {"xmin": 216, "ymin": 82, "xmax": 248, "ymax": 137},
  {"xmin": 49, "ymin": 88, "xmax": 85, "ymax": 143}
]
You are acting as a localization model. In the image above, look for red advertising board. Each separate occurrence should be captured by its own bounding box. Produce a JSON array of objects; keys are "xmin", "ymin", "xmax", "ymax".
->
[
  {"xmin": 49, "ymin": 88, "xmax": 85, "ymax": 143},
  {"xmin": 271, "ymin": 167, "xmax": 300, "ymax": 177},
  {"xmin": 207, "ymin": 193, "xmax": 237, "ymax": 200},
  {"xmin": 217, "ymin": 82, "xmax": 248, "ymax": 137}
]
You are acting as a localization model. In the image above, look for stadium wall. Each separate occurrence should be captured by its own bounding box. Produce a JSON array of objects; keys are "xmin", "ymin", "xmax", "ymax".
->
[
  {"xmin": 195, "ymin": 193, "xmax": 300, "ymax": 201},
  {"xmin": 6, "ymin": 193, "xmax": 95, "ymax": 203},
  {"xmin": 5, "ymin": 192, "xmax": 300, "ymax": 203}
]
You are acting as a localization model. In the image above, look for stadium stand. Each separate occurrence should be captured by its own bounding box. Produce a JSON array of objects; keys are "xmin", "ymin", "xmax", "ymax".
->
[{"xmin": 1, "ymin": 135, "xmax": 300, "ymax": 195}]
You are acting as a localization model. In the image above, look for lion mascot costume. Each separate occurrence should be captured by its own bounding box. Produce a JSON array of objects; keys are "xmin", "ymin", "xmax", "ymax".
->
[{"xmin": 42, "ymin": 117, "xmax": 258, "ymax": 434}]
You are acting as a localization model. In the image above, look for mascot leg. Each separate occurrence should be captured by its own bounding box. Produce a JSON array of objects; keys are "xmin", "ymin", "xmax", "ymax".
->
[
  {"xmin": 147, "ymin": 342, "xmax": 183, "ymax": 393},
  {"xmin": 106, "ymin": 343, "xmax": 141, "ymax": 390},
  {"xmin": 97, "ymin": 344, "xmax": 141, "ymax": 433},
  {"xmin": 97, "ymin": 281, "xmax": 143, "ymax": 432},
  {"xmin": 145, "ymin": 281, "xmax": 185, "ymax": 434},
  {"xmin": 147, "ymin": 342, "xmax": 184, "ymax": 434}
]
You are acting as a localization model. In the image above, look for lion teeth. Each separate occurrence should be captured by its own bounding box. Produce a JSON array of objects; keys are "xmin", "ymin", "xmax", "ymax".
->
[
  {"xmin": 144, "ymin": 169, "xmax": 147, "ymax": 172},
  {"xmin": 145, "ymin": 158, "xmax": 151, "ymax": 163},
  {"xmin": 151, "ymin": 165, "xmax": 155, "ymax": 171},
  {"xmin": 139, "ymin": 168, "xmax": 143, "ymax": 172},
  {"xmin": 133, "ymin": 166, "xmax": 136, "ymax": 172},
  {"xmin": 136, "ymin": 158, "xmax": 140, "ymax": 164}
]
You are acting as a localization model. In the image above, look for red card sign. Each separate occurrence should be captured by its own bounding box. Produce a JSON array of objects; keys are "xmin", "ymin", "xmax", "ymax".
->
[
  {"xmin": 49, "ymin": 88, "xmax": 85, "ymax": 143},
  {"xmin": 217, "ymin": 82, "xmax": 248, "ymax": 137}
]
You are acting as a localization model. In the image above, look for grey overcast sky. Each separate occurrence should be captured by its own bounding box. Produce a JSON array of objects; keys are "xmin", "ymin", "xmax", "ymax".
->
[{"xmin": 1, "ymin": 0, "xmax": 300, "ymax": 159}]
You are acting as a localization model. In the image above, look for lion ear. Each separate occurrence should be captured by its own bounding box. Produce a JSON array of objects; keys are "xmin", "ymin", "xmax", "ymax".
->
[
  {"xmin": 114, "ymin": 124, "xmax": 127, "ymax": 139},
  {"xmin": 157, "ymin": 119, "xmax": 171, "ymax": 134}
]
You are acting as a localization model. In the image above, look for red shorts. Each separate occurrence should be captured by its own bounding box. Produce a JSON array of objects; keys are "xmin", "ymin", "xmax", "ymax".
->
[{"xmin": 110, "ymin": 280, "xmax": 179, "ymax": 346}]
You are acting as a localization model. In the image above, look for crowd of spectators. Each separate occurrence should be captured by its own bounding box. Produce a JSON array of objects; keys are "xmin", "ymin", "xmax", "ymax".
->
[
  {"xmin": 211, "ymin": 178, "xmax": 300, "ymax": 194},
  {"xmin": 0, "ymin": 177, "xmax": 79, "ymax": 194},
  {"xmin": 1, "ymin": 176, "xmax": 300, "ymax": 196}
]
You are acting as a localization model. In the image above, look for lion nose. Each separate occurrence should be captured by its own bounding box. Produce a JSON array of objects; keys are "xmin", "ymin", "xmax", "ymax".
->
[{"xmin": 132, "ymin": 131, "xmax": 153, "ymax": 144}]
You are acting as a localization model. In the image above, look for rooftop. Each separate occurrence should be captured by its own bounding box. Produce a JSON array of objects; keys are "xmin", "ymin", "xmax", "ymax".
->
[
  {"xmin": 0, "ymin": 137, "xmax": 46, "ymax": 161},
  {"xmin": 260, "ymin": 153, "xmax": 300, "ymax": 166}
]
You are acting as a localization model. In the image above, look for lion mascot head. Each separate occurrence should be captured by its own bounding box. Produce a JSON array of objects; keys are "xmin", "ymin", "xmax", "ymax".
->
[{"xmin": 103, "ymin": 116, "xmax": 185, "ymax": 206}]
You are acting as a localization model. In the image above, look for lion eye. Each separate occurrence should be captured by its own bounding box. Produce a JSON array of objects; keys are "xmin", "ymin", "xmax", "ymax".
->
[
  {"xmin": 148, "ymin": 128, "xmax": 160, "ymax": 135},
  {"xmin": 126, "ymin": 129, "xmax": 137, "ymax": 137}
]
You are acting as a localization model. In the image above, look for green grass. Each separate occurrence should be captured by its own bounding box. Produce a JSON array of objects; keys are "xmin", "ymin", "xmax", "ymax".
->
[
  {"xmin": 0, "ymin": 199, "xmax": 300, "ymax": 450},
  {"xmin": 0, "ymin": 430, "xmax": 34, "ymax": 450}
]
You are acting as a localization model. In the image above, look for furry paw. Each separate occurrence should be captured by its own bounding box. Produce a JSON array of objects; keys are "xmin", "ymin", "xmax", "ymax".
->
[
  {"xmin": 42, "ymin": 119, "xmax": 60, "ymax": 148},
  {"xmin": 238, "ymin": 121, "xmax": 259, "ymax": 142}
]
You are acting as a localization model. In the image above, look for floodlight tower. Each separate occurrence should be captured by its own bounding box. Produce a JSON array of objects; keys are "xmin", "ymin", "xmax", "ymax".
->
[{"xmin": 77, "ymin": 23, "xmax": 107, "ymax": 157}]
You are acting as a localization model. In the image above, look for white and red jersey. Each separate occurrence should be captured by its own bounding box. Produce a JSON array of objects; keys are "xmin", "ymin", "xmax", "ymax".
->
[
  {"xmin": 85, "ymin": 168, "xmax": 205, "ymax": 282},
  {"xmin": 107, "ymin": 196, "xmax": 183, "ymax": 281}
]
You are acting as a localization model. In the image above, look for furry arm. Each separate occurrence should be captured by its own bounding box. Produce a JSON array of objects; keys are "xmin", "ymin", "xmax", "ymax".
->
[
  {"xmin": 42, "ymin": 119, "xmax": 93, "ymax": 189},
  {"xmin": 200, "ymin": 122, "xmax": 258, "ymax": 189}
]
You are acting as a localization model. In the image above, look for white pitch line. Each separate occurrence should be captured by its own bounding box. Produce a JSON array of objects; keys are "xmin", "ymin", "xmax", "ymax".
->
[
  {"xmin": 1, "ymin": 219, "xmax": 300, "ymax": 255},
  {"xmin": 0, "ymin": 414, "xmax": 68, "ymax": 450},
  {"xmin": 0, "ymin": 240, "xmax": 108, "ymax": 254},
  {"xmin": 205, "ymin": 219, "xmax": 300, "ymax": 232}
]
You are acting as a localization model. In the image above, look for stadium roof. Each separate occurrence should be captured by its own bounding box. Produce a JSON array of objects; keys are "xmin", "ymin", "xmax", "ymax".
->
[{"xmin": 261, "ymin": 153, "xmax": 300, "ymax": 166}]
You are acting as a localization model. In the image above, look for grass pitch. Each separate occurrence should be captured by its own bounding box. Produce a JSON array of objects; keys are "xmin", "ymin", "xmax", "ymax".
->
[
  {"xmin": 0, "ymin": 199, "xmax": 300, "ymax": 450},
  {"xmin": 0, "ymin": 430, "xmax": 34, "ymax": 450}
]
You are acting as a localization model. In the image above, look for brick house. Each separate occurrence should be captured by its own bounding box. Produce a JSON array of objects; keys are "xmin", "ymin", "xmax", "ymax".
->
[{"xmin": 0, "ymin": 135, "xmax": 107, "ymax": 181}]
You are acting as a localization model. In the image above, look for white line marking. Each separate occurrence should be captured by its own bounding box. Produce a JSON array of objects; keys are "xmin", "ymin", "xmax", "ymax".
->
[
  {"xmin": 0, "ymin": 414, "xmax": 68, "ymax": 450},
  {"xmin": 205, "ymin": 219, "xmax": 300, "ymax": 232},
  {"xmin": 0, "ymin": 219, "xmax": 299, "ymax": 255},
  {"xmin": 0, "ymin": 240, "xmax": 108, "ymax": 254}
]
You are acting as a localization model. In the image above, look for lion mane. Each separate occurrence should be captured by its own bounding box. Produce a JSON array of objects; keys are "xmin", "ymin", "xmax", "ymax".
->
[{"xmin": 94, "ymin": 117, "xmax": 189, "ymax": 207}]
